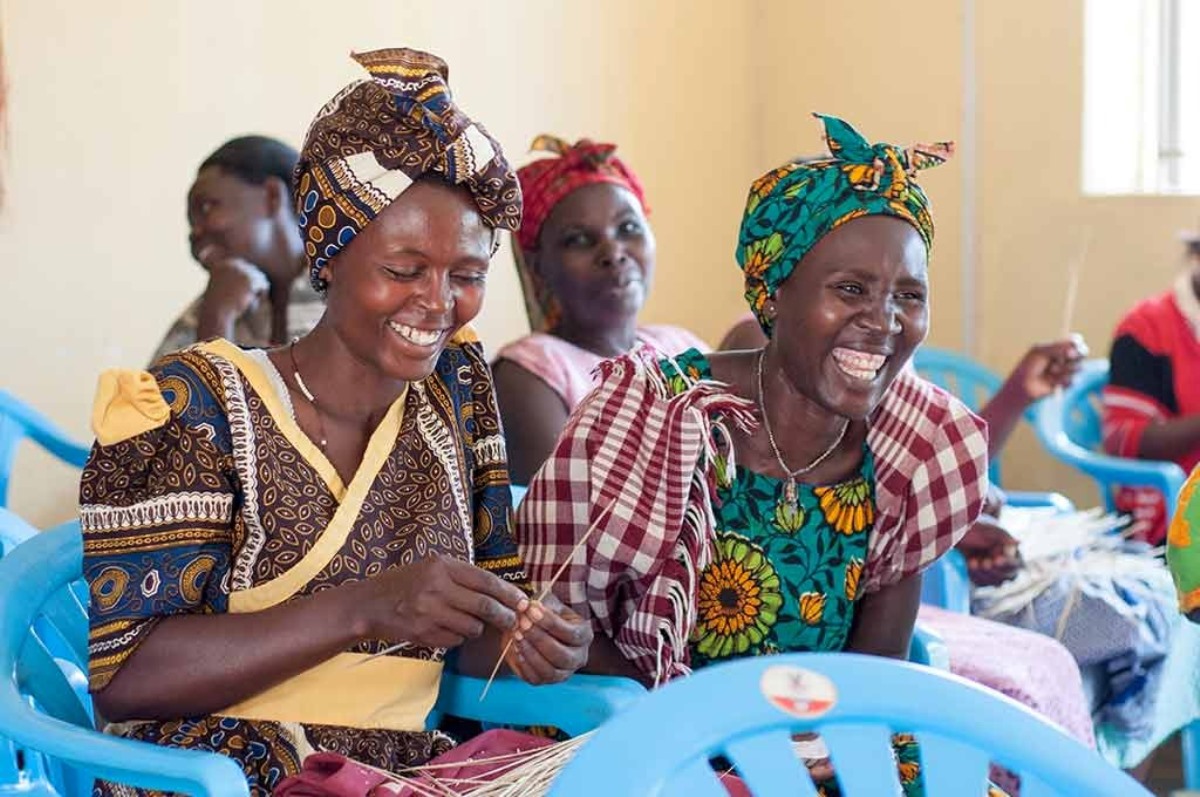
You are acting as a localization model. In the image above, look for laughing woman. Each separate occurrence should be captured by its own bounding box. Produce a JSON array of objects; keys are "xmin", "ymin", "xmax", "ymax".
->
[
  {"xmin": 519, "ymin": 115, "xmax": 1006, "ymax": 795},
  {"xmin": 80, "ymin": 49, "xmax": 589, "ymax": 796}
]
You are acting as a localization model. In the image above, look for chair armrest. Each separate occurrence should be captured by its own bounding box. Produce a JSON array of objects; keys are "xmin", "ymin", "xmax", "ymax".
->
[
  {"xmin": 1004, "ymin": 491, "xmax": 1076, "ymax": 513},
  {"xmin": 0, "ymin": 391, "xmax": 91, "ymax": 468},
  {"xmin": 0, "ymin": 701, "xmax": 248, "ymax": 797},
  {"xmin": 910, "ymin": 623, "xmax": 950, "ymax": 670},
  {"xmin": 435, "ymin": 671, "xmax": 646, "ymax": 737}
]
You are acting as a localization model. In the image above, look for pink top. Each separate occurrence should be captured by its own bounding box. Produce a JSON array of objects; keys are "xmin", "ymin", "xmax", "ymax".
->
[{"xmin": 494, "ymin": 325, "xmax": 709, "ymax": 409}]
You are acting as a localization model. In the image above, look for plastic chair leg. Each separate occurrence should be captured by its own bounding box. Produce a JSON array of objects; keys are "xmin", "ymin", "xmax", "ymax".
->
[{"xmin": 1182, "ymin": 721, "xmax": 1200, "ymax": 790}]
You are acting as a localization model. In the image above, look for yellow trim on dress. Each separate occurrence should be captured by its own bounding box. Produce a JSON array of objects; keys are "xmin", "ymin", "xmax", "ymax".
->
[
  {"xmin": 450, "ymin": 324, "xmax": 478, "ymax": 344},
  {"xmin": 199, "ymin": 339, "xmax": 348, "ymax": 500},
  {"xmin": 215, "ymin": 653, "xmax": 443, "ymax": 732},
  {"xmin": 224, "ymin": 369, "xmax": 409, "ymax": 613},
  {"xmin": 91, "ymin": 370, "xmax": 171, "ymax": 446}
]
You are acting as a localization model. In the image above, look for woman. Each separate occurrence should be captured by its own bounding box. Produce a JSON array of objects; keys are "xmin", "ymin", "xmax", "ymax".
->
[
  {"xmin": 81, "ymin": 48, "xmax": 590, "ymax": 796},
  {"xmin": 1104, "ymin": 223, "xmax": 1200, "ymax": 544},
  {"xmin": 724, "ymin": 317, "xmax": 1088, "ymax": 583},
  {"xmin": 492, "ymin": 136, "xmax": 707, "ymax": 485},
  {"xmin": 153, "ymin": 135, "xmax": 325, "ymax": 361},
  {"xmin": 519, "ymin": 114, "xmax": 1038, "ymax": 795}
]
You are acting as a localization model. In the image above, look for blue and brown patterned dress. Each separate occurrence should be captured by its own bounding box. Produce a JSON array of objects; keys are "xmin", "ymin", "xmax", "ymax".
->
[{"xmin": 81, "ymin": 334, "xmax": 524, "ymax": 796}]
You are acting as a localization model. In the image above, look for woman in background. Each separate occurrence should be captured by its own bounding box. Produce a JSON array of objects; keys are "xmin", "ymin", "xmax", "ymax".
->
[
  {"xmin": 1104, "ymin": 224, "xmax": 1200, "ymax": 543},
  {"xmin": 153, "ymin": 135, "xmax": 324, "ymax": 360},
  {"xmin": 492, "ymin": 136, "xmax": 707, "ymax": 485}
]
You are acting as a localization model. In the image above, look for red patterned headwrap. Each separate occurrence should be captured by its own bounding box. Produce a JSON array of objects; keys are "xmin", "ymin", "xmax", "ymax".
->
[{"xmin": 514, "ymin": 136, "xmax": 648, "ymax": 253}]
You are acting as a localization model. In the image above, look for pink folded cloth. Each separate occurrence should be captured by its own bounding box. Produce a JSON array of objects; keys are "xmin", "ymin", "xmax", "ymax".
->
[{"xmin": 274, "ymin": 730, "xmax": 553, "ymax": 797}]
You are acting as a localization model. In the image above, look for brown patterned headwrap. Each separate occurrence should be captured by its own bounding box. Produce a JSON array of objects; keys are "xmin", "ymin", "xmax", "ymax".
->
[{"xmin": 294, "ymin": 48, "xmax": 523, "ymax": 292}]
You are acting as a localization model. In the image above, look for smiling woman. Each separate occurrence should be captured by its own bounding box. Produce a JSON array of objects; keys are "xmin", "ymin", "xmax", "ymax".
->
[
  {"xmin": 78, "ymin": 48, "xmax": 591, "ymax": 797},
  {"xmin": 153, "ymin": 136, "xmax": 326, "ymax": 362},
  {"xmin": 516, "ymin": 114, "xmax": 999, "ymax": 796}
]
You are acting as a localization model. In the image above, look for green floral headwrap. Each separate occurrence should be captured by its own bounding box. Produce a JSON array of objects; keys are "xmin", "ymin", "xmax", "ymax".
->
[{"xmin": 737, "ymin": 113, "xmax": 953, "ymax": 335}]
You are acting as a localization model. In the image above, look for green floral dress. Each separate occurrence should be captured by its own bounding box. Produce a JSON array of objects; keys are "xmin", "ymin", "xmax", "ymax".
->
[{"xmin": 666, "ymin": 349, "xmax": 924, "ymax": 797}]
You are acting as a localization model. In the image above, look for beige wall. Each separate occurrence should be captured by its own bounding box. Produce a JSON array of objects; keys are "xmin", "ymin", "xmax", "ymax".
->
[
  {"xmin": 976, "ymin": 0, "xmax": 1197, "ymax": 501},
  {"xmin": 0, "ymin": 0, "xmax": 755, "ymax": 525},
  {"xmin": 2, "ymin": 0, "xmax": 1196, "ymax": 522},
  {"xmin": 758, "ymin": 0, "xmax": 1199, "ymax": 505}
]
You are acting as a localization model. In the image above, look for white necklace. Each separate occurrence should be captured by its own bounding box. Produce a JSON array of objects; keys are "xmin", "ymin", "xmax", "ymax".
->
[
  {"xmin": 755, "ymin": 348, "xmax": 849, "ymax": 510},
  {"xmin": 289, "ymin": 340, "xmax": 329, "ymax": 451}
]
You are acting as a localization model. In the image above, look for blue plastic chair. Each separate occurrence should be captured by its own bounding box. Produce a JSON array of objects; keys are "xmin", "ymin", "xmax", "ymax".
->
[
  {"xmin": 0, "ymin": 520, "xmax": 651, "ymax": 797},
  {"xmin": 0, "ymin": 507, "xmax": 38, "ymax": 554},
  {"xmin": 913, "ymin": 348, "xmax": 1075, "ymax": 511},
  {"xmin": 0, "ymin": 392, "xmax": 90, "ymax": 509},
  {"xmin": 1032, "ymin": 358, "xmax": 1187, "ymax": 517},
  {"xmin": 549, "ymin": 652, "xmax": 1150, "ymax": 797},
  {"xmin": 913, "ymin": 348, "xmax": 1073, "ymax": 614},
  {"xmin": 919, "ymin": 551, "xmax": 972, "ymax": 614},
  {"xmin": 0, "ymin": 507, "xmax": 75, "ymax": 797}
]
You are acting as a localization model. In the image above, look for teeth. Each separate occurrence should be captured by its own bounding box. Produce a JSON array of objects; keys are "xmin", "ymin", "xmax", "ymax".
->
[
  {"xmin": 388, "ymin": 321, "xmax": 443, "ymax": 347},
  {"xmin": 832, "ymin": 348, "xmax": 887, "ymax": 381}
]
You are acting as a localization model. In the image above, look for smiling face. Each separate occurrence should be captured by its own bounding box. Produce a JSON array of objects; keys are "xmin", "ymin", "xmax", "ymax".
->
[
  {"xmin": 318, "ymin": 178, "xmax": 492, "ymax": 383},
  {"xmin": 186, "ymin": 165, "xmax": 283, "ymax": 267},
  {"xmin": 527, "ymin": 181, "xmax": 654, "ymax": 332},
  {"xmin": 770, "ymin": 215, "xmax": 929, "ymax": 419}
]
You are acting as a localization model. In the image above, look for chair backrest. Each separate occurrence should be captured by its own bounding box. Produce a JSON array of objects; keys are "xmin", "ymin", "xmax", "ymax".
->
[
  {"xmin": 1033, "ymin": 359, "xmax": 1187, "ymax": 514},
  {"xmin": 548, "ymin": 652, "xmax": 1149, "ymax": 797},
  {"xmin": 0, "ymin": 391, "xmax": 91, "ymax": 508},
  {"xmin": 0, "ymin": 507, "xmax": 39, "ymax": 555},
  {"xmin": 912, "ymin": 347, "xmax": 1004, "ymax": 415},
  {"xmin": 1054, "ymin": 359, "xmax": 1105, "ymax": 451},
  {"xmin": 912, "ymin": 348, "xmax": 1005, "ymax": 484},
  {"xmin": 918, "ymin": 550, "xmax": 971, "ymax": 613}
]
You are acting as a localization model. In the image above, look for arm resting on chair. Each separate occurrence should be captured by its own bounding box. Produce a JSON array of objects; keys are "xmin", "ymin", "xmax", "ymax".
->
[{"xmin": 847, "ymin": 572, "xmax": 922, "ymax": 659}]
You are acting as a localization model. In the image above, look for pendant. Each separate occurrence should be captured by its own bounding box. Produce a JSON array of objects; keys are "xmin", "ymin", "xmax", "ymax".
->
[{"xmin": 782, "ymin": 477, "xmax": 798, "ymax": 512}]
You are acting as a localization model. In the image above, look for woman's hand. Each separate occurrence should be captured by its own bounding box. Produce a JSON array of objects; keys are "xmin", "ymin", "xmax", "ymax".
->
[
  {"xmin": 202, "ymin": 255, "xmax": 270, "ymax": 315},
  {"xmin": 958, "ymin": 517, "xmax": 1022, "ymax": 587},
  {"xmin": 195, "ymin": 245, "xmax": 271, "ymax": 340},
  {"xmin": 353, "ymin": 555, "xmax": 530, "ymax": 650},
  {"xmin": 1008, "ymin": 335, "xmax": 1088, "ymax": 403},
  {"xmin": 503, "ymin": 592, "xmax": 593, "ymax": 685}
]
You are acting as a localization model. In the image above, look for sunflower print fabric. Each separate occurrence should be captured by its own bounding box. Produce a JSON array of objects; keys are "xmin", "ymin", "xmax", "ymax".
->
[
  {"xmin": 688, "ymin": 442, "xmax": 875, "ymax": 666},
  {"xmin": 736, "ymin": 113, "xmax": 953, "ymax": 335}
]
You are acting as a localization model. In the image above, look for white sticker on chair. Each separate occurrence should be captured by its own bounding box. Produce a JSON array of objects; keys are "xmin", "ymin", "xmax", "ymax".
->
[{"xmin": 760, "ymin": 665, "xmax": 838, "ymax": 719}]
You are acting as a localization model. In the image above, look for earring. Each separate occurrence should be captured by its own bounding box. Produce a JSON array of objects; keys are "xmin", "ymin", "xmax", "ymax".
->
[{"xmin": 766, "ymin": 302, "xmax": 778, "ymax": 319}]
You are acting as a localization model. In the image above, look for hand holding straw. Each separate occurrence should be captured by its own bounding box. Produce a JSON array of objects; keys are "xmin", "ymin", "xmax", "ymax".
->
[{"xmin": 479, "ymin": 499, "xmax": 617, "ymax": 701}]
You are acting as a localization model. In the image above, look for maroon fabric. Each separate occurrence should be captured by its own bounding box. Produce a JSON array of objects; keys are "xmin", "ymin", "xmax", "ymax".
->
[{"xmin": 274, "ymin": 730, "xmax": 553, "ymax": 797}]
